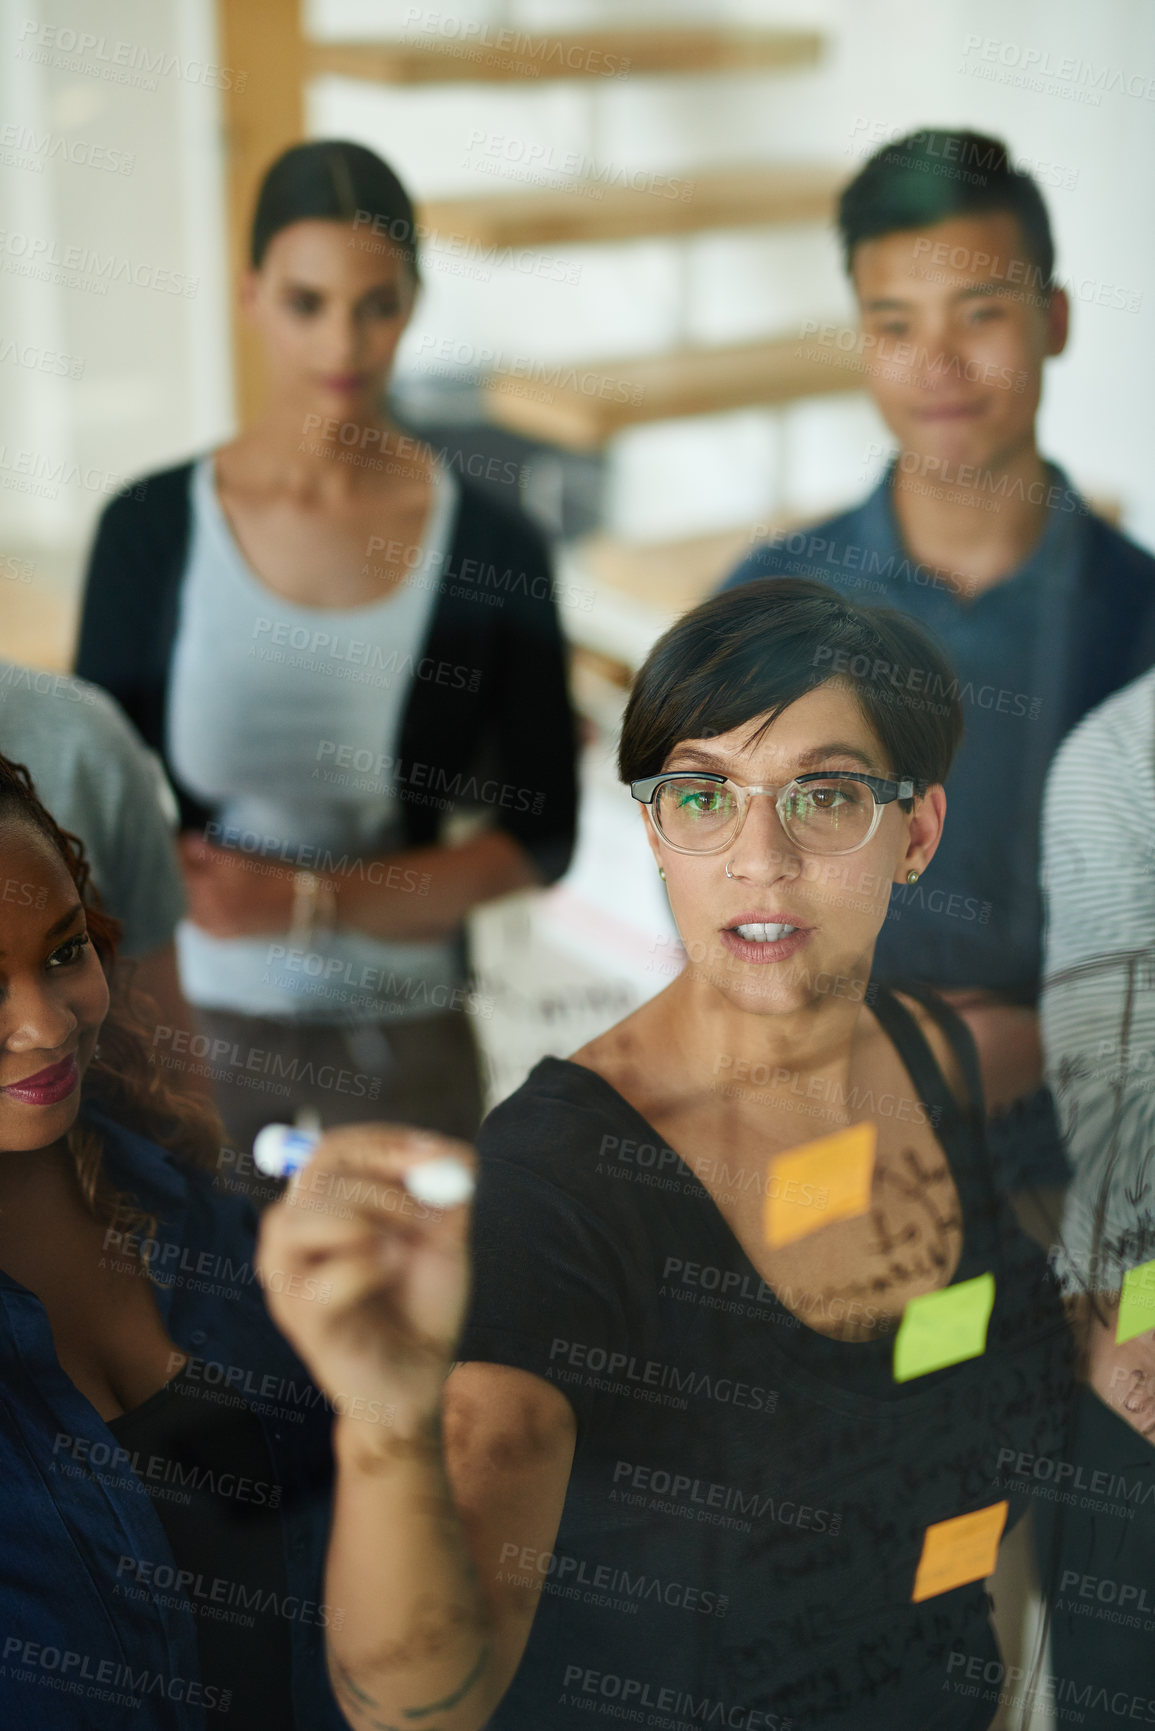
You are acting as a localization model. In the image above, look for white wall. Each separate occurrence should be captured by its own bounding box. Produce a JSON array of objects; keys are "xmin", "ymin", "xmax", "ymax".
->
[
  {"xmin": 310, "ymin": 0, "xmax": 1155, "ymax": 548},
  {"xmin": 0, "ymin": 0, "xmax": 231, "ymax": 563},
  {"xmin": 1, "ymin": 0, "xmax": 1151, "ymax": 590}
]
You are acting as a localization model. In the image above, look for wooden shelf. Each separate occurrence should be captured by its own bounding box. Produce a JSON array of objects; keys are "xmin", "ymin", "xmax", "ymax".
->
[
  {"xmin": 420, "ymin": 163, "xmax": 841, "ymax": 251},
  {"xmin": 309, "ymin": 28, "xmax": 823, "ymax": 86},
  {"xmin": 483, "ymin": 334, "xmax": 864, "ymax": 450}
]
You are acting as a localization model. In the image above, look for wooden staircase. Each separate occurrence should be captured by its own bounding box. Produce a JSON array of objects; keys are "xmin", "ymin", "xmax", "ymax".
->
[
  {"xmin": 217, "ymin": 8, "xmax": 852, "ymax": 651},
  {"xmin": 219, "ymin": 11, "xmax": 844, "ymax": 441}
]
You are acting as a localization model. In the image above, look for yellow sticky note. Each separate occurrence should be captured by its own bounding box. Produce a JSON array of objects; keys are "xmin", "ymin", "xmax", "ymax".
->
[
  {"xmin": 1116, "ymin": 1258, "xmax": 1155, "ymax": 1345},
  {"xmin": 911, "ymin": 1502, "xmax": 1008, "ymax": 1603},
  {"xmin": 764, "ymin": 1123, "xmax": 877, "ymax": 1249},
  {"xmin": 893, "ymin": 1273, "xmax": 996, "ymax": 1382}
]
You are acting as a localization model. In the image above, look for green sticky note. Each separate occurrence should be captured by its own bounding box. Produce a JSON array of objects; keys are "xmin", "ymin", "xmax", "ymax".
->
[
  {"xmin": 1116, "ymin": 1259, "xmax": 1155, "ymax": 1345},
  {"xmin": 893, "ymin": 1273, "xmax": 996, "ymax": 1382}
]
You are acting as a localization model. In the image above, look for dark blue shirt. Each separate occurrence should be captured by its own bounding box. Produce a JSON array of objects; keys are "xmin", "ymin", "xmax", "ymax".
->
[
  {"xmin": 724, "ymin": 462, "xmax": 1087, "ymax": 996},
  {"xmin": 0, "ymin": 1106, "xmax": 345, "ymax": 1731}
]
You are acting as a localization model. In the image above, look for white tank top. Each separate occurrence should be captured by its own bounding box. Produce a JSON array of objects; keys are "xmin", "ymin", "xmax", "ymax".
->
[{"xmin": 168, "ymin": 454, "xmax": 463, "ymax": 1022}]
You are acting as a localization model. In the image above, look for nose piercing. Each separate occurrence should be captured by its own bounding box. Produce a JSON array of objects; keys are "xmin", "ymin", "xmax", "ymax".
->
[{"xmin": 725, "ymin": 860, "xmax": 735, "ymax": 880}]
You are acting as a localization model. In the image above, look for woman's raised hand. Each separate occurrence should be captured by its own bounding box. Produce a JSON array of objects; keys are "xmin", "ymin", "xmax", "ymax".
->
[{"xmin": 256, "ymin": 1125, "xmax": 475, "ymax": 1436}]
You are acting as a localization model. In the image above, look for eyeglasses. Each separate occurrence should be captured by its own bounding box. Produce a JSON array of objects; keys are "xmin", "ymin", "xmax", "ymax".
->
[{"xmin": 630, "ymin": 771, "xmax": 922, "ymax": 857}]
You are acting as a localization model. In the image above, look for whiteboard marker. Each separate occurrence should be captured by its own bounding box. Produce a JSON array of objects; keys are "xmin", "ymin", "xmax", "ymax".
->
[{"xmin": 252, "ymin": 1123, "xmax": 474, "ymax": 1207}]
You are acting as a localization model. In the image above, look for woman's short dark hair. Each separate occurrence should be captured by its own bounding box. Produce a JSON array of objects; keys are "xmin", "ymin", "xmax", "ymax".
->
[
  {"xmin": 618, "ymin": 577, "xmax": 963, "ymax": 797},
  {"xmin": 838, "ymin": 129, "xmax": 1055, "ymax": 290},
  {"xmin": 250, "ymin": 139, "xmax": 420, "ymax": 280}
]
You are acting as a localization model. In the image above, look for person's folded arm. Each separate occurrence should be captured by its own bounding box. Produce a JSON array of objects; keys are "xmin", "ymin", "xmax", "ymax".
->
[
  {"xmin": 179, "ymin": 829, "xmax": 541, "ymax": 945},
  {"xmin": 330, "ymin": 830, "xmax": 542, "ymax": 941}
]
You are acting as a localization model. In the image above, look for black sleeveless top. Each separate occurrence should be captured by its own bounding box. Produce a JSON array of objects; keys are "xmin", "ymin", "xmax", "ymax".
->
[{"xmin": 458, "ymin": 983, "xmax": 1075, "ymax": 1730}]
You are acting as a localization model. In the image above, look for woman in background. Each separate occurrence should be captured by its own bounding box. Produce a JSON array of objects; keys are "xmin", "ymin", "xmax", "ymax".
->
[
  {"xmin": 0, "ymin": 752, "xmax": 342, "ymax": 1729},
  {"xmin": 76, "ymin": 140, "xmax": 577, "ymax": 1157}
]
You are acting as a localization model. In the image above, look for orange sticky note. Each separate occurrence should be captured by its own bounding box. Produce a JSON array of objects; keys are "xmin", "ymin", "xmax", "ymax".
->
[
  {"xmin": 764, "ymin": 1123, "xmax": 877, "ymax": 1248},
  {"xmin": 911, "ymin": 1502, "xmax": 1008, "ymax": 1602}
]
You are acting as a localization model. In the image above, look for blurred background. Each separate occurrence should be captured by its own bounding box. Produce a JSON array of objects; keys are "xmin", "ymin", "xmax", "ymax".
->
[{"xmin": 2, "ymin": 0, "xmax": 1153, "ymax": 1107}]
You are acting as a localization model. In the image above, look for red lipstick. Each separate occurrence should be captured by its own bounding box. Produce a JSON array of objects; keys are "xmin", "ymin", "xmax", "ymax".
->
[{"xmin": 3, "ymin": 1053, "xmax": 79, "ymax": 1107}]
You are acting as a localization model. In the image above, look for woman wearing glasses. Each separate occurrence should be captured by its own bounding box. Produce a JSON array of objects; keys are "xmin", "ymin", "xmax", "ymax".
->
[{"xmin": 259, "ymin": 579, "xmax": 1073, "ymax": 1730}]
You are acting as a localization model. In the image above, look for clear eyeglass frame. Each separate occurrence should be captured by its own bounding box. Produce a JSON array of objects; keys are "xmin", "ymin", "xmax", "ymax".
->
[{"xmin": 630, "ymin": 770, "xmax": 921, "ymax": 857}]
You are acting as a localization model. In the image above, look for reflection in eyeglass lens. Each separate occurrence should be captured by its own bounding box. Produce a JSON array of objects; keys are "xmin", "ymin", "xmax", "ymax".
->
[{"xmin": 656, "ymin": 777, "xmax": 875, "ymax": 854}]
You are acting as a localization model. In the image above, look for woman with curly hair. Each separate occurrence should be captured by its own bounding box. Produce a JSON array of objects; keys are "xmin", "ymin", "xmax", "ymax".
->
[{"xmin": 0, "ymin": 754, "xmax": 345, "ymax": 1730}]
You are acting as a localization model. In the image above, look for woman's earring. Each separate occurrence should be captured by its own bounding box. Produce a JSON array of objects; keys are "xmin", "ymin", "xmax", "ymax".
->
[
  {"xmin": 658, "ymin": 867, "xmax": 666, "ymax": 881},
  {"xmin": 906, "ymin": 869, "xmax": 920, "ymax": 884}
]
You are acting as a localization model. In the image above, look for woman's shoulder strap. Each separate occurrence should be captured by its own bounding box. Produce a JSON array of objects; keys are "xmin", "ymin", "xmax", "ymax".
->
[{"xmin": 866, "ymin": 979, "xmax": 986, "ymax": 1124}]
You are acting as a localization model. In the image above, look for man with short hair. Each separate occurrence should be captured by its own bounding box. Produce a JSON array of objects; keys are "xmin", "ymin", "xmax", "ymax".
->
[{"xmin": 722, "ymin": 129, "xmax": 1155, "ymax": 1195}]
